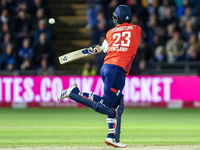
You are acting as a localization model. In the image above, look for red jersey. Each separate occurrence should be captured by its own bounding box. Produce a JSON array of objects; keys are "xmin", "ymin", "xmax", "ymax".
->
[{"xmin": 104, "ymin": 22, "xmax": 141, "ymax": 76}]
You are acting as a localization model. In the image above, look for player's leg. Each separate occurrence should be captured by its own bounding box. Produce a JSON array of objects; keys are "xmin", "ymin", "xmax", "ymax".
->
[
  {"xmin": 100, "ymin": 64, "xmax": 126, "ymax": 147},
  {"xmin": 57, "ymin": 84, "xmax": 116, "ymax": 117},
  {"xmin": 104, "ymin": 98, "xmax": 126, "ymax": 148},
  {"xmin": 105, "ymin": 99, "xmax": 125, "ymax": 148}
]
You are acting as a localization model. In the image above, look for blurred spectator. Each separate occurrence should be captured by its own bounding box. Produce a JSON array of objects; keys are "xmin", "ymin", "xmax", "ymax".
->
[
  {"xmin": 33, "ymin": 33, "xmax": 54, "ymax": 67},
  {"xmin": 181, "ymin": 21, "xmax": 194, "ymax": 41},
  {"xmin": 0, "ymin": 23, "xmax": 9, "ymax": 41},
  {"xmin": 183, "ymin": 33, "xmax": 198, "ymax": 50},
  {"xmin": 150, "ymin": 45, "xmax": 166, "ymax": 62},
  {"xmin": 130, "ymin": 0, "xmax": 148, "ymax": 23},
  {"xmin": 18, "ymin": 38, "xmax": 33, "ymax": 69},
  {"xmin": 150, "ymin": 45, "xmax": 167, "ymax": 73},
  {"xmin": 160, "ymin": 7, "xmax": 177, "ymax": 28},
  {"xmin": 0, "ymin": 9, "xmax": 12, "ymax": 27},
  {"xmin": 20, "ymin": 58, "xmax": 31, "ymax": 70},
  {"xmin": 176, "ymin": 0, "xmax": 195, "ymax": 19},
  {"xmin": 166, "ymin": 32, "xmax": 185, "ymax": 63},
  {"xmin": 186, "ymin": 45, "xmax": 200, "ymax": 61},
  {"xmin": 188, "ymin": 34, "xmax": 198, "ymax": 46},
  {"xmin": 158, "ymin": 0, "xmax": 169, "ymax": 21},
  {"xmin": 34, "ymin": 19, "xmax": 52, "ymax": 42},
  {"xmin": 91, "ymin": 11, "xmax": 107, "ymax": 45},
  {"xmin": 30, "ymin": 0, "xmax": 49, "ymax": 17},
  {"xmin": 158, "ymin": 0, "xmax": 176, "ymax": 21},
  {"xmin": 0, "ymin": 33, "xmax": 16, "ymax": 54},
  {"xmin": 19, "ymin": 38, "xmax": 33, "ymax": 59},
  {"xmin": 86, "ymin": 0, "xmax": 103, "ymax": 29},
  {"xmin": 0, "ymin": 44, "xmax": 16, "ymax": 70},
  {"xmin": 179, "ymin": 7, "xmax": 196, "ymax": 30},
  {"xmin": 149, "ymin": 35, "xmax": 160, "ymax": 58},
  {"xmin": 32, "ymin": 8, "xmax": 47, "ymax": 30},
  {"xmin": 81, "ymin": 61, "xmax": 97, "ymax": 76},
  {"xmin": 37, "ymin": 58, "xmax": 54, "ymax": 75},
  {"xmin": 164, "ymin": 23, "xmax": 175, "ymax": 43},
  {"xmin": 14, "ymin": 9, "xmax": 32, "ymax": 44},
  {"xmin": 147, "ymin": 13, "xmax": 157, "ymax": 45}
]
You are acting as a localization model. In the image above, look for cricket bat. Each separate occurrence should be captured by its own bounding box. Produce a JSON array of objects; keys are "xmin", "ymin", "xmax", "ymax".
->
[{"xmin": 58, "ymin": 45, "xmax": 101, "ymax": 64}]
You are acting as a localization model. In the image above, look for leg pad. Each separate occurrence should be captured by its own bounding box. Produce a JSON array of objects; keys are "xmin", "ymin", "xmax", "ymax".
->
[
  {"xmin": 69, "ymin": 92, "xmax": 116, "ymax": 117},
  {"xmin": 115, "ymin": 94, "xmax": 124, "ymax": 143}
]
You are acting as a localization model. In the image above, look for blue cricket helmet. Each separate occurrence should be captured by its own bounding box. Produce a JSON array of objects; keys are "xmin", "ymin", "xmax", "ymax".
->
[{"xmin": 112, "ymin": 5, "xmax": 132, "ymax": 25}]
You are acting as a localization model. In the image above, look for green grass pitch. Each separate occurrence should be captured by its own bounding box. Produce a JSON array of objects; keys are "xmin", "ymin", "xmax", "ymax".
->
[{"xmin": 0, "ymin": 108, "xmax": 200, "ymax": 147}]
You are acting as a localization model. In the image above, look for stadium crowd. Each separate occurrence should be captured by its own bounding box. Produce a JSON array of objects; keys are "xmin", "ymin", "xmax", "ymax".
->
[
  {"xmin": 1, "ymin": 0, "xmax": 200, "ymax": 75},
  {"xmin": 0, "ymin": 0, "xmax": 54, "ymax": 74},
  {"xmin": 86, "ymin": 0, "xmax": 200, "ymax": 75}
]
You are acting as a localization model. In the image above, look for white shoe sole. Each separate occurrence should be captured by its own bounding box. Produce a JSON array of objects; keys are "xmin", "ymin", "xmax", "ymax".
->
[
  {"xmin": 104, "ymin": 138, "xmax": 127, "ymax": 148},
  {"xmin": 57, "ymin": 84, "xmax": 77, "ymax": 101}
]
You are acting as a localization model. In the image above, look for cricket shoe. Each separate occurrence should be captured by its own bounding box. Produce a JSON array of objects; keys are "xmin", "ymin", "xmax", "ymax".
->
[
  {"xmin": 104, "ymin": 138, "xmax": 127, "ymax": 148},
  {"xmin": 57, "ymin": 84, "xmax": 77, "ymax": 101}
]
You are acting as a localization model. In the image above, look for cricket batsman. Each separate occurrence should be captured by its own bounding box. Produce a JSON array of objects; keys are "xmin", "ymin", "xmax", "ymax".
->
[{"xmin": 57, "ymin": 5, "xmax": 141, "ymax": 148}]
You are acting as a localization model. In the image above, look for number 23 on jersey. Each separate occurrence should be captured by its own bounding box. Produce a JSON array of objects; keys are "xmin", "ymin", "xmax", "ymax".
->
[{"xmin": 113, "ymin": 31, "xmax": 131, "ymax": 47}]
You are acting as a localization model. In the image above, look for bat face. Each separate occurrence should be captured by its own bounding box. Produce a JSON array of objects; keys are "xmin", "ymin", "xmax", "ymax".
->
[{"xmin": 58, "ymin": 45, "xmax": 101, "ymax": 64}]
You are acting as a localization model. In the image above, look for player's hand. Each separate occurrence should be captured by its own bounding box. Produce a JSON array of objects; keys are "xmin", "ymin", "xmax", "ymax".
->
[
  {"xmin": 88, "ymin": 46, "xmax": 99, "ymax": 54},
  {"xmin": 101, "ymin": 40, "xmax": 108, "ymax": 53}
]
